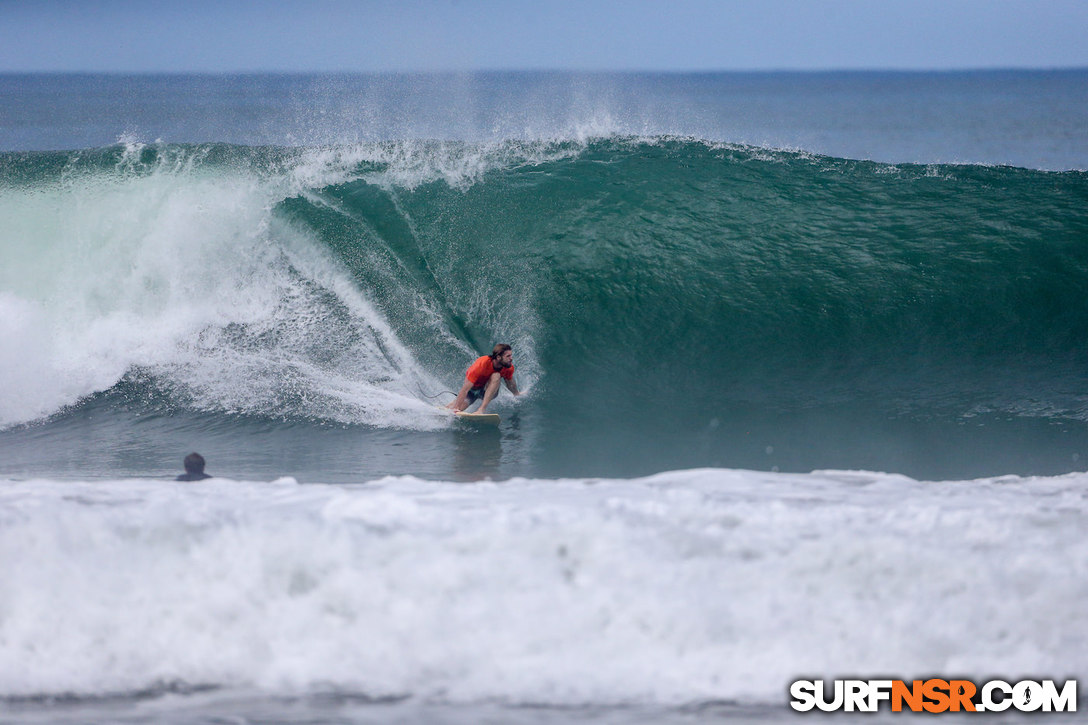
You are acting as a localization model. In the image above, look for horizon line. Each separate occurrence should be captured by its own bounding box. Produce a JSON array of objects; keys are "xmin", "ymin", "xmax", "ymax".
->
[{"xmin": 3, "ymin": 65, "xmax": 1087, "ymax": 76}]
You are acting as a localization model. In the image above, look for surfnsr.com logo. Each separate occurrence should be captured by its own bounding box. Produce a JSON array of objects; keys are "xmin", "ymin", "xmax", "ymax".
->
[{"xmin": 790, "ymin": 679, "xmax": 1077, "ymax": 713}]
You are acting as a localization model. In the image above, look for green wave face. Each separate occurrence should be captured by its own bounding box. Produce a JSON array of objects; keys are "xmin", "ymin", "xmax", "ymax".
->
[{"xmin": 284, "ymin": 139, "xmax": 1088, "ymax": 414}]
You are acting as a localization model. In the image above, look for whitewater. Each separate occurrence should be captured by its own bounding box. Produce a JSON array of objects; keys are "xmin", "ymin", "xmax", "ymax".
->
[
  {"xmin": 1, "ymin": 71, "xmax": 1087, "ymax": 723},
  {"xmin": 3, "ymin": 470, "xmax": 1086, "ymax": 719}
]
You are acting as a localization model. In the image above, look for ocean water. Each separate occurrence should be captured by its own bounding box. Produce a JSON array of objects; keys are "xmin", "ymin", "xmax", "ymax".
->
[{"xmin": 1, "ymin": 71, "xmax": 1086, "ymax": 723}]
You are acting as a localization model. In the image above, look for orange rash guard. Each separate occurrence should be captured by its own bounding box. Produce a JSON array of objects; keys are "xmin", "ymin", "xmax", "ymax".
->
[{"xmin": 465, "ymin": 355, "xmax": 514, "ymax": 388}]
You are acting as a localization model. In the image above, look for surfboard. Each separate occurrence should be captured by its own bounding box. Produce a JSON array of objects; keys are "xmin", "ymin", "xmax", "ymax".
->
[
  {"xmin": 454, "ymin": 410, "xmax": 500, "ymax": 425},
  {"xmin": 436, "ymin": 406, "xmax": 500, "ymax": 425}
]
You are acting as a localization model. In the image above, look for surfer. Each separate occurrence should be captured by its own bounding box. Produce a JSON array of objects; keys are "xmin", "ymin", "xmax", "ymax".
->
[
  {"xmin": 176, "ymin": 452, "xmax": 213, "ymax": 481},
  {"xmin": 446, "ymin": 343, "xmax": 520, "ymax": 414}
]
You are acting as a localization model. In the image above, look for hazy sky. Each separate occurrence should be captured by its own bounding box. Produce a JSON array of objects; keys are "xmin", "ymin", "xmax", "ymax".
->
[{"xmin": 2, "ymin": 0, "xmax": 1087, "ymax": 73}]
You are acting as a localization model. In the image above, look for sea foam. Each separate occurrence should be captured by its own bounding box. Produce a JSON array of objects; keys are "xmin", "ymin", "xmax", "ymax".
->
[{"xmin": 1, "ymin": 468, "xmax": 1084, "ymax": 705}]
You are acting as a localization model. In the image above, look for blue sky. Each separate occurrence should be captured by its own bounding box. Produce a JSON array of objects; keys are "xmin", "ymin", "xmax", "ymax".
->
[{"xmin": 2, "ymin": 0, "xmax": 1086, "ymax": 73}]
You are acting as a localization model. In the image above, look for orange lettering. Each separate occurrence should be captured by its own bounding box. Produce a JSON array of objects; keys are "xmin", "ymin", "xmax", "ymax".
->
[
  {"xmin": 892, "ymin": 680, "xmax": 924, "ymax": 712},
  {"xmin": 922, "ymin": 679, "xmax": 951, "ymax": 713},
  {"xmin": 948, "ymin": 680, "xmax": 977, "ymax": 712}
]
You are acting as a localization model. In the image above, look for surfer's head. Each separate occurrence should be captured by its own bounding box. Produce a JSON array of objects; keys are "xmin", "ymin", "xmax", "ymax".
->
[
  {"xmin": 183, "ymin": 452, "xmax": 207, "ymax": 475},
  {"xmin": 491, "ymin": 343, "xmax": 513, "ymax": 367}
]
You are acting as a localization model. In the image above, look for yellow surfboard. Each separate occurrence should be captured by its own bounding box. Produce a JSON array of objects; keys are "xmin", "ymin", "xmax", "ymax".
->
[
  {"xmin": 454, "ymin": 410, "xmax": 500, "ymax": 425},
  {"xmin": 437, "ymin": 406, "xmax": 500, "ymax": 425}
]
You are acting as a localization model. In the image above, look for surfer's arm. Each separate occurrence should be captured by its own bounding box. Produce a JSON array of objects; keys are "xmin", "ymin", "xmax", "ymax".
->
[{"xmin": 504, "ymin": 377, "xmax": 519, "ymax": 396}]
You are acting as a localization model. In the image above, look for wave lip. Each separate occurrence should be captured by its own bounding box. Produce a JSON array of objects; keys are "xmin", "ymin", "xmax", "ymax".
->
[{"xmin": 5, "ymin": 71, "xmax": 1088, "ymax": 171}]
